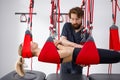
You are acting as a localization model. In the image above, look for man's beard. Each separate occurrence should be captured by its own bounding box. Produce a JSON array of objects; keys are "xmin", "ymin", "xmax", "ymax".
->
[{"xmin": 72, "ymin": 23, "xmax": 82, "ymax": 30}]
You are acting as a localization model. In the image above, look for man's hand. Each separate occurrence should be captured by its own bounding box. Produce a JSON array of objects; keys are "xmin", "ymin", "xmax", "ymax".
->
[
  {"xmin": 54, "ymin": 39, "xmax": 61, "ymax": 46},
  {"xmin": 79, "ymin": 64, "xmax": 87, "ymax": 67},
  {"xmin": 74, "ymin": 44, "xmax": 83, "ymax": 48}
]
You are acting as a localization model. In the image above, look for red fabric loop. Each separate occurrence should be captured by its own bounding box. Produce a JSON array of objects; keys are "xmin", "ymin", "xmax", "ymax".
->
[
  {"xmin": 76, "ymin": 41, "xmax": 100, "ymax": 65},
  {"xmin": 38, "ymin": 41, "xmax": 60, "ymax": 64},
  {"xmin": 109, "ymin": 26, "xmax": 120, "ymax": 51},
  {"xmin": 22, "ymin": 32, "xmax": 32, "ymax": 58}
]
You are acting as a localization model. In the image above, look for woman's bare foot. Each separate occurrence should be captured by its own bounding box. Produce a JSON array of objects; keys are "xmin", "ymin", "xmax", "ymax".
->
[{"xmin": 15, "ymin": 57, "xmax": 25, "ymax": 77}]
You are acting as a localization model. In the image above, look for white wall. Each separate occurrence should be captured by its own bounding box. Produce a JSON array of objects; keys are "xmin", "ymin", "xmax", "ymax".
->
[{"xmin": 0, "ymin": 0, "xmax": 120, "ymax": 78}]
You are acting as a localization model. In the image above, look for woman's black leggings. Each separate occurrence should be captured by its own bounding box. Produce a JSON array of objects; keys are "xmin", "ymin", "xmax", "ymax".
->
[{"xmin": 73, "ymin": 48, "xmax": 120, "ymax": 64}]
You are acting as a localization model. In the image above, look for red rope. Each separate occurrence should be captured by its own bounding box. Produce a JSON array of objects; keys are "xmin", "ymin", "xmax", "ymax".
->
[
  {"xmin": 22, "ymin": 0, "xmax": 34, "ymax": 71},
  {"xmin": 87, "ymin": 0, "xmax": 94, "ymax": 32},
  {"xmin": 116, "ymin": 0, "xmax": 120, "ymax": 11},
  {"xmin": 86, "ymin": 0, "xmax": 94, "ymax": 76},
  {"xmin": 56, "ymin": 0, "xmax": 61, "ymax": 74},
  {"xmin": 81, "ymin": 0, "xmax": 86, "ymax": 8},
  {"xmin": 30, "ymin": 0, "xmax": 34, "ymax": 31},
  {"xmin": 49, "ymin": 0, "xmax": 57, "ymax": 37},
  {"xmin": 90, "ymin": 0, "xmax": 94, "ymax": 24},
  {"xmin": 50, "ymin": 0, "xmax": 55, "ymax": 25},
  {"xmin": 108, "ymin": 0, "xmax": 119, "ymax": 74},
  {"xmin": 87, "ymin": 65, "xmax": 90, "ymax": 77},
  {"xmin": 84, "ymin": 0, "xmax": 87, "ymax": 29},
  {"xmin": 31, "ymin": 58, "xmax": 33, "ymax": 71},
  {"xmin": 28, "ymin": 0, "xmax": 34, "ymax": 71},
  {"xmin": 87, "ymin": 0, "xmax": 90, "ymax": 27},
  {"xmin": 57, "ymin": 0, "xmax": 60, "ymax": 40},
  {"xmin": 108, "ymin": 64, "xmax": 112, "ymax": 74},
  {"xmin": 108, "ymin": 0, "xmax": 120, "ymax": 74},
  {"xmin": 112, "ymin": 0, "xmax": 117, "ymax": 24}
]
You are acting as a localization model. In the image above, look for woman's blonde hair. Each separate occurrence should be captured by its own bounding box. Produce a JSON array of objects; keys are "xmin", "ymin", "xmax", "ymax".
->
[{"xmin": 18, "ymin": 44, "xmax": 22, "ymax": 56}]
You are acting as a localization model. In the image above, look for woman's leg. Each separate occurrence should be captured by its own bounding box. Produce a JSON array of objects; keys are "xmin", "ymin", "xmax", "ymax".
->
[
  {"xmin": 64, "ymin": 47, "xmax": 120, "ymax": 64},
  {"xmin": 98, "ymin": 48, "xmax": 120, "ymax": 64},
  {"xmin": 74, "ymin": 47, "xmax": 120, "ymax": 64}
]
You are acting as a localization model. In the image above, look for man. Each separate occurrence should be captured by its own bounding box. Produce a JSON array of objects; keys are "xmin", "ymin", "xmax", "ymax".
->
[{"xmin": 59, "ymin": 7, "xmax": 89, "ymax": 74}]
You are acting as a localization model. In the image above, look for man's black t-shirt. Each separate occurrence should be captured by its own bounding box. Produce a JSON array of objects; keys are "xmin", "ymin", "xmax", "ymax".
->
[{"xmin": 60, "ymin": 22, "xmax": 89, "ymax": 74}]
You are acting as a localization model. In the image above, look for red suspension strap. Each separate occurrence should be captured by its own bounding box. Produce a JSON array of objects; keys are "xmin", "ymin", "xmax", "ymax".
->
[
  {"xmin": 88, "ymin": 2, "xmax": 94, "ymax": 77},
  {"xmin": 112, "ymin": 0, "xmax": 117, "ymax": 24},
  {"xmin": 87, "ymin": 0, "xmax": 94, "ymax": 76},
  {"xmin": 56, "ymin": 0, "xmax": 61, "ymax": 74},
  {"xmin": 108, "ymin": 0, "xmax": 117, "ymax": 74},
  {"xmin": 108, "ymin": 0, "xmax": 120, "ymax": 74},
  {"xmin": 110, "ymin": 0, "xmax": 120, "ymax": 50},
  {"xmin": 87, "ymin": 0, "xmax": 94, "ymax": 34},
  {"xmin": 28, "ymin": 0, "xmax": 34, "ymax": 31},
  {"xmin": 81, "ymin": 0, "xmax": 94, "ymax": 33},
  {"xmin": 80, "ymin": 0, "xmax": 95, "ymax": 77},
  {"xmin": 116, "ymin": 0, "xmax": 120, "ymax": 11},
  {"xmin": 49, "ymin": 0, "xmax": 57, "ymax": 37},
  {"xmin": 22, "ymin": 0, "xmax": 34, "ymax": 71},
  {"xmin": 50, "ymin": 0, "xmax": 56, "ymax": 26},
  {"xmin": 29, "ymin": 0, "xmax": 34, "ymax": 71},
  {"xmin": 81, "ymin": 0, "xmax": 87, "ymax": 29},
  {"xmin": 90, "ymin": 0, "xmax": 94, "ymax": 25},
  {"xmin": 49, "ymin": 0, "xmax": 61, "ymax": 74},
  {"xmin": 57, "ymin": 0, "xmax": 60, "ymax": 40}
]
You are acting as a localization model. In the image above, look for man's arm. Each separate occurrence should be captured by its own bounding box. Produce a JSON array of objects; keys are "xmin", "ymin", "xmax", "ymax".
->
[
  {"xmin": 60, "ymin": 36, "xmax": 83, "ymax": 48},
  {"xmin": 60, "ymin": 36, "xmax": 88, "ymax": 67}
]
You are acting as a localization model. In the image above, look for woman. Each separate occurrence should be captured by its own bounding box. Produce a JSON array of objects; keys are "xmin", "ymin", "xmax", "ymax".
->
[{"xmin": 15, "ymin": 37, "xmax": 120, "ymax": 77}]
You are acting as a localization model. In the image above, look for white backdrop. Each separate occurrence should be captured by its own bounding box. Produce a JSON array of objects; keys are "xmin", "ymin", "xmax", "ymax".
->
[{"xmin": 0, "ymin": 0, "xmax": 120, "ymax": 78}]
